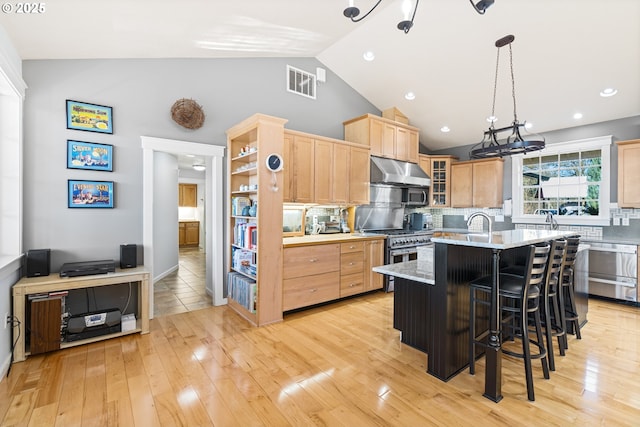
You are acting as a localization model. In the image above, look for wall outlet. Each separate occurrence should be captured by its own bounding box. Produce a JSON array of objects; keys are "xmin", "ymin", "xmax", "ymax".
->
[{"xmin": 4, "ymin": 312, "xmax": 9, "ymax": 329}]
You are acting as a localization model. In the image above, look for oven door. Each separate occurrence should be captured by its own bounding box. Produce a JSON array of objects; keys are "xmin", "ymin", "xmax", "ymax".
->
[{"xmin": 385, "ymin": 246, "xmax": 419, "ymax": 292}]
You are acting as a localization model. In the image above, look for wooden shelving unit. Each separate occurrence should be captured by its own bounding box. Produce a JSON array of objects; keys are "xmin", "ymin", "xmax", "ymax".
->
[
  {"xmin": 12, "ymin": 267, "xmax": 150, "ymax": 362},
  {"xmin": 226, "ymin": 114, "xmax": 287, "ymax": 326}
]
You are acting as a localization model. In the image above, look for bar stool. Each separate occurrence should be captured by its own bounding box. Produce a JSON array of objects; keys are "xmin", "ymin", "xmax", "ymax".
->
[
  {"xmin": 561, "ymin": 236, "xmax": 582, "ymax": 348},
  {"xmin": 541, "ymin": 239, "xmax": 568, "ymax": 371},
  {"xmin": 469, "ymin": 243, "xmax": 551, "ymax": 401}
]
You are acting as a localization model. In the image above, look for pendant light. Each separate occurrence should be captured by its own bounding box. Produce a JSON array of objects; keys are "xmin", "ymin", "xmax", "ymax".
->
[
  {"xmin": 469, "ymin": 35, "xmax": 545, "ymax": 159},
  {"xmin": 343, "ymin": 0, "xmax": 420, "ymax": 34}
]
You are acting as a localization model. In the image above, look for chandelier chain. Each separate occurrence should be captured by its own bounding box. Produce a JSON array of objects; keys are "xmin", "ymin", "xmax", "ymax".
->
[
  {"xmin": 509, "ymin": 44, "xmax": 518, "ymax": 122},
  {"xmin": 490, "ymin": 46, "xmax": 500, "ymax": 128}
]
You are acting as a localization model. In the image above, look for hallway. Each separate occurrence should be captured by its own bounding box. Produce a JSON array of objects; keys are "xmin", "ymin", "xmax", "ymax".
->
[{"xmin": 153, "ymin": 247, "xmax": 212, "ymax": 316}]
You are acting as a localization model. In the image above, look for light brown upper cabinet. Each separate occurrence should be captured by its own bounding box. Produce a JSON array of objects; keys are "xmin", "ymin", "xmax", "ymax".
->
[
  {"xmin": 349, "ymin": 145, "xmax": 370, "ymax": 205},
  {"xmin": 178, "ymin": 183, "xmax": 197, "ymax": 207},
  {"xmin": 343, "ymin": 114, "xmax": 419, "ymax": 163},
  {"xmin": 284, "ymin": 130, "xmax": 369, "ymax": 205},
  {"xmin": 451, "ymin": 158, "xmax": 504, "ymax": 208},
  {"xmin": 419, "ymin": 155, "xmax": 457, "ymax": 207},
  {"xmin": 283, "ymin": 133, "xmax": 315, "ymax": 203},
  {"xmin": 617, "ymin": 139, "xmax": 640, "ymax": 208}
]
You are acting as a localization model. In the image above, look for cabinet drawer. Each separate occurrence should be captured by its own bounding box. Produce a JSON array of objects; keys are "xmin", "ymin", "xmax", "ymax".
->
[
  {"xmin": 186, "ymin": 222, "xmax": 199, "ymax": 228},
  {"xmin": 341, "ymin": 252, "xmax": 364, "ymax": 275},
  {"xmin": 283, "ymin": 244, "xmax": 340, "ymax": 279},
  {"xmin": 283, "ymin": 271, "xmax": 340, "ymax": 311},
  {"xmin": 341, "ymin": 241, "xmax": 364, "ymax": 254},
  {"xmin": 340, "ymin": 272, "xmax": 364, "ymax": 297}
]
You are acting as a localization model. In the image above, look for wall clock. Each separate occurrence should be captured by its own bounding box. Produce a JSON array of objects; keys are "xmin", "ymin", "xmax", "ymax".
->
[{"xmin": 266, "ymin": 153, "xmax": 283, "ymax": 172}]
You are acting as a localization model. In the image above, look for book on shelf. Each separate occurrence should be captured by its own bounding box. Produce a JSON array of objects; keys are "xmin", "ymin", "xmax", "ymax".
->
[
  {"xmin": 227, "ymin": 272, "xmax": 257, "ymax": 313},
  {"xmin": 231, "ymin": 196, "xmax": 251, "ymax": 216},
  {"xmin": 233, "ymin": 220, "xmax": 257, "ymax": 250},
  {"xmin": 232, "ymin": 247, "xmax": 257, "ymax": 276}
]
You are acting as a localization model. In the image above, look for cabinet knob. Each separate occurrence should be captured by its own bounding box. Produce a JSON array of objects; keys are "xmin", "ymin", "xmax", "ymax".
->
[
  {"xmin": 309, "ymin": 258, "xmax": 318, "ymax": 263},
  {"xmin": 349, "ymin": 262, "xmax": 355, "ymax": 265},
  {"xmin": 310, "ymin": 288, "xmax": 317, "ymax": 293}
]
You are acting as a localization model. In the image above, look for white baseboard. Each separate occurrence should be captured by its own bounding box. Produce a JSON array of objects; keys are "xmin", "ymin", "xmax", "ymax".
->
[
  {"xmin": 0, "ymin": 352, "xmax": 12, "ymax": 384},
  {"xmin": 153, "ymin": 264, "xmax": 178, "ymax": 283}
]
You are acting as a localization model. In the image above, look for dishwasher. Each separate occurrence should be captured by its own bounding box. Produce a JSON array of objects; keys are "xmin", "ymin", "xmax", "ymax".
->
[{"xmin": 588, "ymin": 242, "xmax": 638, "ymax": 303}]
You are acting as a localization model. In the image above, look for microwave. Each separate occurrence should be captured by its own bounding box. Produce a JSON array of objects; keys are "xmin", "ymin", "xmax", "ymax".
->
[{"xmin": 402, "ymin": 187, "xmax": 429, "ymax": 206}]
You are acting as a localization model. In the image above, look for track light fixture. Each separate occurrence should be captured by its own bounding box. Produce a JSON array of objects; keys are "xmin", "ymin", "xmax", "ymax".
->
[
  {"xmin": 469, "ymin": 34, "xmax": 545, "ymax": 159},
  {"xmin": 343, "ymin": 0, "xmax": 420, "ymax": 34},
  {"xmin": 469, "ymin": 0, "xmax": 495, "ymax": 15}
]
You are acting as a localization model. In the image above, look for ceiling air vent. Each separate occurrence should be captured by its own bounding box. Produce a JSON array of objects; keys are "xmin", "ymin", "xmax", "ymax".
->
[{"xmin": 287, "ymin": 65, "xmax": 316, "ymax": 99}]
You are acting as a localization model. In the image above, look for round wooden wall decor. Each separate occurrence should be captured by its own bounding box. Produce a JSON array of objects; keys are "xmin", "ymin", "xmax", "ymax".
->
[{"xmin": 170, "ymin": 98, "xmax": 205, "ymax": 129}]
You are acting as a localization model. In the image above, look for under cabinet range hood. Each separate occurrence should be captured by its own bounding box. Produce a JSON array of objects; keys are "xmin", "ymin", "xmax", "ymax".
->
[{"xmin": 370, "ymin": 156, "xmax": 431, "ymax": 187}]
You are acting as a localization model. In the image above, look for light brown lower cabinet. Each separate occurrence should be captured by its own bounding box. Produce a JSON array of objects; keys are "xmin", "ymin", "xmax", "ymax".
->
[
  {"xmin": 282, "ymin": 238, "xmax": 385, "ymax": 311},
  {"xmin": 364, "ymin": 239, "xmax": 385, "ymax": 291},
  {"xmin": 179, "ymin": 221, "xmax": 200, "ymax": 246},
  {"xmin": 283, "ymin": 244, "xmax": 340, "ymax": 311},
  {"xmin": 340, "ymin": 242, "xmax": 365, "ymax": 297}
]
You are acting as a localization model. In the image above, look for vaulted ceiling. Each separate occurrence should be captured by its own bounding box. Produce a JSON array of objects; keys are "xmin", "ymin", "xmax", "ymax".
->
[{"xmin": 1, "ymin": 0, "xmax": 638, "ymax": 152}]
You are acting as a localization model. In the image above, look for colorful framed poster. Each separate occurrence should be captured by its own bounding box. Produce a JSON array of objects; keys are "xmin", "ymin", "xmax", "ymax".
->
[
  {"xmin": 68, "ymin": 180, "xmax": 114, "ymax": 208},
  {"xmin": 67, "ymin": 140, "xmax": 113, "ymax": 171},
  {"xmin": 66, "ymin": 100, "xmax": 113, "ymax": 134}
]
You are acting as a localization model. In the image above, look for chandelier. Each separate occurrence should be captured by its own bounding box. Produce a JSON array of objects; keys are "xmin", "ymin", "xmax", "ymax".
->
[
  {"xmin": 343, "ymin": 1, "xmax": 495, "ymax": 33},
  {"xmin": 343, "ymin": 0, "xmax": 420, "ymax": 34},
  {"xmin": 469, "ymin": 0, "xmax": 495, "ymax": 15},
  {"xmin": 469, "ymin": 34, "xmax": 545, "ymax": 159}
]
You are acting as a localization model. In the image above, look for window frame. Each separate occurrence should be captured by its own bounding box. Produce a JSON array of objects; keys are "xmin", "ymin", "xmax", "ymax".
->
[{"xmin": 511, "ymin": 135, "xmax": 612, "ymax": 226}]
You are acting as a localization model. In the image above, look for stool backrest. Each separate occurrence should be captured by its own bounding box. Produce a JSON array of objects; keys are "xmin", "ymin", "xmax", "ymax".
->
[
  {"xmin": 562, "ymin": 237, "xmax": 580, "ymax": 281},
  {"xmin": 525, "ymin": 243, "xmax": 551, "ymax": 291},
  {"xmin": 545, "ymin": 239, "xmax": 567, "ymax": 295}
]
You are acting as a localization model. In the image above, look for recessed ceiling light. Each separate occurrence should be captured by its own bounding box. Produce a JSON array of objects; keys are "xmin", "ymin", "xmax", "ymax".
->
[
  {"xmin": 185, "ymin": 154, "xmax": 195, "ymax": 158},
  {"xmin": 573, "ymin": 112, "xmax": 583, "ymax": 120},
  {"xmin": 524, "ymin": 122, "xmax": 533, "ymax": 129},
  {"xmin": 404, "ymin": 92, "xmax": 416, "ymax": 100},
  {"xmin": 192, "ymin": 164, "xmax": 205, "ymax": 171},
  {"xmin": 440, "ymin": 126, "xmax": 450, "ymax": 133},
  {"xmin": 600, "ymin": 88, "xmax": 617, "ymax": 97},
  {"xmin": 486, "ymin": 116, "xmax": 497, "ymax": 123},
  {"xmin": 363, "ymin": 51, "xmax": 375, "ymax": 61}
]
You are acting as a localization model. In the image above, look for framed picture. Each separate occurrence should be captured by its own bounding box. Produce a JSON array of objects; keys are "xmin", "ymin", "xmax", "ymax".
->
[
  {"xmin": 67, "ymin": 140, "xmax": 113, "ymax": 172},
  {"xmin": 66, "ymin": 100, "xmax": 113, "ymax": 134},
  {"xmin": 68, "ymin": 180, "xmax": 114, "ymax": 208}
]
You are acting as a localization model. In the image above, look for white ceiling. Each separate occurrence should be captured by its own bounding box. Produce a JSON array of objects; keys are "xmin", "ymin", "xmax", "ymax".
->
[{"xmin": 1, "ymin": 0, "xmax": 639, "ymax": 154}]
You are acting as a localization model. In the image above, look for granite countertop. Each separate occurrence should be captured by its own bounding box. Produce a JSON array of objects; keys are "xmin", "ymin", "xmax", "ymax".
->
[
  {"xmin": 430, "ymin": 229, "xmax": 577, "ymax": 250},
  {"xmin": 283, "ymin": 233, "xmax": 386, "ymax": 247},
  {"xmin": 372, "ymin": 260, "xmax": 434, "ymax": 285}
]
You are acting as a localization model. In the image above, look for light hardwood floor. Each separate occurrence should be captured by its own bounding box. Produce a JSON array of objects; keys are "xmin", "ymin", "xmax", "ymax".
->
[
  {"xmin": 1, "ymin": 294, "xmax": 638, "ymax": 426},
  {"xmin": 154, "ymin": 247, "xmax": 211, "ymax": 316}
]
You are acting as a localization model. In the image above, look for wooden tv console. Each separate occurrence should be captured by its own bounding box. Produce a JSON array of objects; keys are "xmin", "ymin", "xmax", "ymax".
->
[{"xmin": 12, "ymin": 267, "xmax": 150, "ymax": 362}]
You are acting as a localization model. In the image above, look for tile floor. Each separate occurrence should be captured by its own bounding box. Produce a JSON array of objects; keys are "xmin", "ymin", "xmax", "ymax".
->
[{"xmin": 153, "ymin": 246, "xmax": 212, "ymax": 316}]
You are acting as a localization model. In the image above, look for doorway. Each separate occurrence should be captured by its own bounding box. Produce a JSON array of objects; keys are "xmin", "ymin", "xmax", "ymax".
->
[{"xmin": 141, "ymin": 136, "xmax": 226, "ymax": 319}]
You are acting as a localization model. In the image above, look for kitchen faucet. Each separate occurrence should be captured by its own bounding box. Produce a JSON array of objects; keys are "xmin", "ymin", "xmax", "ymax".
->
[
  {"xmin": 467, "ymin": 211, "xmax": 493, "ymax": 235},
  {"xmin": 545, "ymin": 212, "xmax": 559, "ymax": 230}
]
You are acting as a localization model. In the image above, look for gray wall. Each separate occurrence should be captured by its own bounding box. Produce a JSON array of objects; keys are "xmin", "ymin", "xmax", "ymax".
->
[
  {"xmin": 427, "ymin": 115, "xmax": 640, "ymax": 201},
  {"xmin": 153, "ymin": 151, "xmax": 179, "ymax": 278},
  {"xmin": 22, "ymin": 58, "xmax": 378, "ymax": 270}
]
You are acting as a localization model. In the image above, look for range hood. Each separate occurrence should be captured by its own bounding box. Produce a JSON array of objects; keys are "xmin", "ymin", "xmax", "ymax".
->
[{"xmin": 370, "ymin": 156, "xmax": 431, "ymax": 187}]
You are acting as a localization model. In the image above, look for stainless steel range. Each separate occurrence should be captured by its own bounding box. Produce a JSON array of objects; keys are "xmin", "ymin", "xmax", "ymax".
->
[{"xmin": 374, "ymin": 229, "xmax": 434, "ymax": 292}]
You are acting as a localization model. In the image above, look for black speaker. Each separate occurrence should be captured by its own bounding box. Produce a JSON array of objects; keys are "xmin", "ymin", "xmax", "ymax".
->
[
  {"xmin": 120, "ymin": 244, "xmax": 137, "ymax": 269},
  {"xmin": 26, "ymin": 249, "xmax": 51, "ymax": 278}
]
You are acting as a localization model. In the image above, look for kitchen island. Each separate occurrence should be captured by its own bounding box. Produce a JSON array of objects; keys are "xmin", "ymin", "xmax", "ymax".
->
[{"xmin": 375, "ymin": 228, "xmax": 576, "ymax": 402}]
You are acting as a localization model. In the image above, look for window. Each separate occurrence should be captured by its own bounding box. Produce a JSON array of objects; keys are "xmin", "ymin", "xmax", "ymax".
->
[
  {"xmin": 511, "ymin": 136, "xmax": 611, "ymax": 226},
  {"xmin": 0, "ymin": 40, "xmax": 26, "ymax": 274}
]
